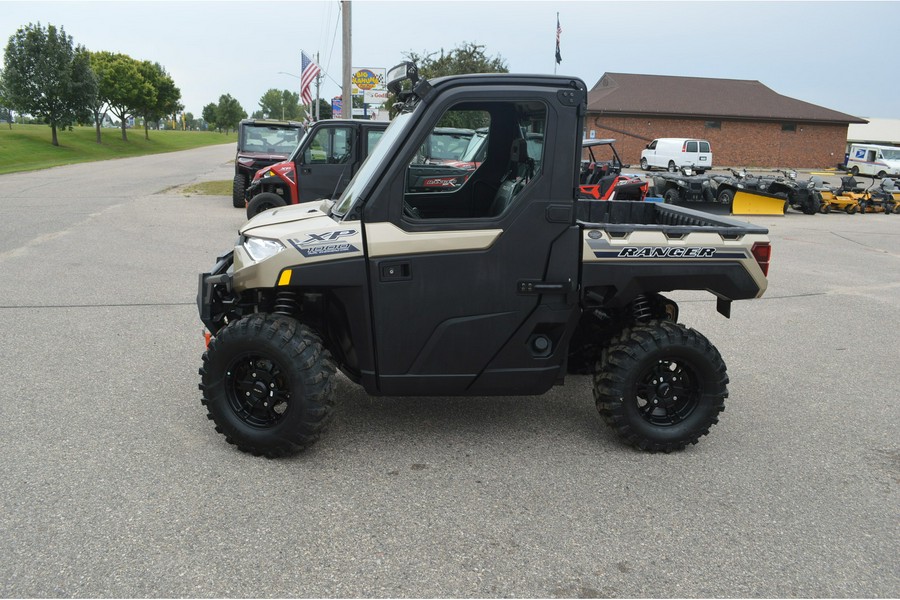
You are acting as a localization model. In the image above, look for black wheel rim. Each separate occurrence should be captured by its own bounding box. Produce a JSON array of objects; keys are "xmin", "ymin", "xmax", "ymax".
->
[
  {"xmin": 225, "ymin": 354, "xmax": 291, "ymax": 427},
  {"xmin": 633, "ymin": 358, "xmax": 700, "ymax": 426}
]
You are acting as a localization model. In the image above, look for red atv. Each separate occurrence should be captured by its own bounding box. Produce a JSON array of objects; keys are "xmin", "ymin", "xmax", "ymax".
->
[
  {"xmin": 578, "ymin": 138, "xmax": 648, "ymax": 201},
  {"xmin": 244, "ymin": 120, "xmax": 389, "ymax": 218},
  {"xmin": 232, "ymin": 119, "xmax": 305, "ymax": 208}
]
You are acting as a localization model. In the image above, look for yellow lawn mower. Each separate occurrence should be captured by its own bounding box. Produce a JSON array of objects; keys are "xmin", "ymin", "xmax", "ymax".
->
[{"xmin": 813, "ymin": 176, "xmax": 860, "ymax": 214}]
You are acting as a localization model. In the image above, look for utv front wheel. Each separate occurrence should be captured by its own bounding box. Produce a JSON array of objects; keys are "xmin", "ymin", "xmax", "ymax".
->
[
  {"xmin": 232, "ymin": 174, "xmax": 247, "ymax": 208},
  {"xmin": 593, "ymin": 321, "xmax": 728, "ymax": 452},
  {"xmin": 199, "ymin": 314, "xmax": 335, "ymax": 457},
  {"xmin": 716, "ymin": 189, "xmax": 734, "ymax": 205},
  {"xmin": 663, "ymin": 188, "xmax": 681, "ymax": 204},
  {"xmin": 246, "ymin": 192, "xmax": 287, "ymax": 219}
]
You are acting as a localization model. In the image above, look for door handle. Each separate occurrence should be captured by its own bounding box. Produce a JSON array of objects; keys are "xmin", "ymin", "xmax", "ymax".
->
[
  {"xmin": 380, "ymin": 262, "xmax": 411, "ymax": 281},
  {"xmin": 517, "ymin": 279, "xmax": 573, "ymax": 294}
]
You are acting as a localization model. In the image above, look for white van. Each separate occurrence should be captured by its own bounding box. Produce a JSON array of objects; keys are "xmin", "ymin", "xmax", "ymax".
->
[
  {"xmin": 640, "ymin": 138, "xmax": 712, "ymax": 173},
  {"xmin": 846, "ymin": 143, "xmax": 900, "ymax": 178}
]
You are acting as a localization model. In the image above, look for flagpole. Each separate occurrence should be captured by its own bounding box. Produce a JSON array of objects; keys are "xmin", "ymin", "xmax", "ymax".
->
[
  {"xmin": 315, "ymin": 51, "xmax": 321, "ymax": 121},
  {"xmin": 554, "ymin": 12, "xmax": 559, "ymax": 75}
]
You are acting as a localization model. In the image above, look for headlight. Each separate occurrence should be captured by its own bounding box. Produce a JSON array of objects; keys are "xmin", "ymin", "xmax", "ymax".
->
[
  {"xmin": 677, "ymin": 179, "xmax": 686, "ymax": 186},
  {"xmin": 243, "ymin": 237, "xmax": 284, "ymax": 262}
]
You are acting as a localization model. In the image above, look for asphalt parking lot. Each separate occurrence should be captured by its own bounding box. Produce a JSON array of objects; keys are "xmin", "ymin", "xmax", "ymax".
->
[{"xmin": 0, "ymin": 145, "xmax": 897, "ymax": 598}]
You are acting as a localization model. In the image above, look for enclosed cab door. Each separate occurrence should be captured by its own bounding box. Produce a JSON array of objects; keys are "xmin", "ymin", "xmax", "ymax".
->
[
  {"xmin": 296, "ymin": 125, "xmax": 355, "ymax": 201},
  {"xmin": 361, "ymin": 86, "xmax": 584, "ymax": 396}
]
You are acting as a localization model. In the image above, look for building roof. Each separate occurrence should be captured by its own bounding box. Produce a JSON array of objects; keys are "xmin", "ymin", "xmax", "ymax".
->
[
  {"xmin": 847, "ymin": 118, "xmax": 900, "ymax": 145},
  {"xmin": 588, "ymin": 72, "xmax": 866, "ymax": 124}
]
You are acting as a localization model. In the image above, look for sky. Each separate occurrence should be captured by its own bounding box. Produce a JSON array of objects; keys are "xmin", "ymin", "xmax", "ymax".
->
[{"xmin": 2, "ymin": 0, "xmax": 898, "ymax": 120}]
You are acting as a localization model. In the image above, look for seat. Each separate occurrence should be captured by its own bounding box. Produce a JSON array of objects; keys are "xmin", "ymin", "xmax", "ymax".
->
[{"xmin": 488, "ymin": 139, "xmax": 533, "ymax": 216}]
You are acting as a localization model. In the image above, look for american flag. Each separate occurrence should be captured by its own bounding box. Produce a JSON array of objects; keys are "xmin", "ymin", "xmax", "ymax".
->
[
  {"xmin": 300, "ymin": 51, "xmax": 321, "ymax": 106},
  {"xmin": 555, "ymin": 14, "xmax": 562, "ymax": 65}
]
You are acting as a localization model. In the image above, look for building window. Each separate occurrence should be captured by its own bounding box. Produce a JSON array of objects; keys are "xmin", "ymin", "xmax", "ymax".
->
[
  {"xmin": 705, "ymin": 120, "xmax": 721, "ymax": 129},
  {"xmin": 781, "ymin": 123, "xmax": 797, "ymax": 132}
]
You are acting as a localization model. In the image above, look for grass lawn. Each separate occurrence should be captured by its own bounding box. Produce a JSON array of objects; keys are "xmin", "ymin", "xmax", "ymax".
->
[{"xmin": 0, "ymin": 124, "xmax": 236, "ymax": 175}]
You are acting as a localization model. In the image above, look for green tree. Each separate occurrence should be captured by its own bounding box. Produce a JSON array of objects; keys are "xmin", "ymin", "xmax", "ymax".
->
[
  {"xmin": 312, "ymin": 98, "xmax": 332, "ymax": 120},
  {"xmin": 135, "ymin": 60, "xmax": 181, "ymax": 139},
  {"xmin": 0, "ymin": 71, "xmax": 12, "ymax": 129},
  {"xmin": 257, "ymin": 88, "xmax": 301, "ymax": 120},
  {"xmin": 93, "ymin": 51, "xmax": 153, "ymax": 142},
  {"xmin": 389, "ymin": 42, "xmax": 508, "ymax": 123},
  {"xmin": 201, "ymin": 102, "xmax": 217, "ymax": 129},
  {"xmin": 1, "ymin": 22, "xmax": 98, "ymax": 145},
  {"xmin": 216, "ymin": 94, "xmax": 246, "ymax": 134}
]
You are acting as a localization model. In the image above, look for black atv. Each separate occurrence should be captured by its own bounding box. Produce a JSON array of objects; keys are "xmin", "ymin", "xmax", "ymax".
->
[
  {"xmin": 652, "ymin": 165, "xmax": 715, "ymax": 204},
  {"xmin": 766, "ymin": 170, "xmax": 822, "ymax": 215},
  {"xmin": 710, "ymin": 169, "xmax": 777, "ymax": 204}
]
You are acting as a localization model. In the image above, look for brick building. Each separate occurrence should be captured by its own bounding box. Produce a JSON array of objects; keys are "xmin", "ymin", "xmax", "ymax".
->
[{"xmin": 586, "ymin": 73, "xmax": 866, "ymax": 169}]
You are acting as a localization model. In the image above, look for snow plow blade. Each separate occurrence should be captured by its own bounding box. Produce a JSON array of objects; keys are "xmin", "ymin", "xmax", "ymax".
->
[{"xmin": 731, "ymin": 190, "xmax": 787, "ymax": 216}]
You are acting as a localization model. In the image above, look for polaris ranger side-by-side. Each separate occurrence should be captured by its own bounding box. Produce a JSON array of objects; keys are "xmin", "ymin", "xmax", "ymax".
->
[{"xmin": 198, "ymin": 63, "xmax": 771, "ymax": 457}]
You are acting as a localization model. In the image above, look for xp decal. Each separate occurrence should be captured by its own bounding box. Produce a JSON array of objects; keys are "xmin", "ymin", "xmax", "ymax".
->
[{"xmin": 288, "ymin": 229, "xmax": 360, "ymax": 258}]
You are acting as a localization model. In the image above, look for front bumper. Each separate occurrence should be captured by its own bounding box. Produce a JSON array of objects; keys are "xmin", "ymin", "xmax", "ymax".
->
[{"xmin": 198, "ymin": 250, "xmax": 235, "ymax": 334}]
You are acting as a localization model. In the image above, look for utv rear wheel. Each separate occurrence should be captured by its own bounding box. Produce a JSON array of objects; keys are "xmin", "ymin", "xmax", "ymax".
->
[
  {"xmin": 846, "ymin": 204, "xmax": 858, "ymax": 214},
  {"xmin": 820, "ymin": 203, "xmax": 831, "ymax": 214},
  {"xmin": 246, "ymin": 192, "xmax": 287, "ymax": 218},
  {"xmin": 199, "ymin": 314, "xmax": 336, "ymax": 457},
  {"xmin": 232, "ymin": 174, "xmax": 247, "ymax": 208},
  {"xmin": 593, "ymin": 321, "xmax": 728, "ymax": 452}
]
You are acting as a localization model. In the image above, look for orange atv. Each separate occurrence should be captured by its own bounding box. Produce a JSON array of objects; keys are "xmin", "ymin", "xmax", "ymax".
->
[{"xmin": 578, "ymin": 139, "xmax": 648, "ymax": 201}]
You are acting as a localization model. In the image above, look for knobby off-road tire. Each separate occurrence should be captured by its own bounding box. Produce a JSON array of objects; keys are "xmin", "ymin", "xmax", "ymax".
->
[
  {"xmin": 199, "ymin": 314, "xmax": 336, "ymax": 457},
  {"xmin": 717, "ymin": 188, "xmax": 734, "ymax": 205},
  {"xmin": 663, "ymin": 188, "xmax": 681, "ymax": 204},
  {"xmin": 593, "ymin": 320, "xmax": 728, "ymax": 452},
  {"xmin": 246, "ymin": 192, "xmax": 287, "ymax": 219},
  {"xmin": 232, "ymin": 174, "xmax": 247, "ymax": 208}
]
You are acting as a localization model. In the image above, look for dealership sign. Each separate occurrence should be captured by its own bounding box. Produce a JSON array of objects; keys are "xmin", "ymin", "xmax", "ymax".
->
[
  {"xmin": 351, "ymin": 68, "xmax": 386, "ymax": 95},
  {"xmin": 364, "ymin": 89, "xmax": 389, "ymax": 105}
]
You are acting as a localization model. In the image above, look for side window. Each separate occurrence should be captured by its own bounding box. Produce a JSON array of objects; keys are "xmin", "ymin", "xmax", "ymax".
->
[
  {"xmin": 367, "ymin": 130, "xmax": 385, "ymax": 155},
  {"xmin": 647, "ymin": 140, "xmax": 657, "ymax": 150},
  {"xmin": 304, "ymin": 127, "xmax": 352, "ymax": 164},
  {"xmin": 699, "ymin": 141, "xmax": 710, "ymax": 153},
  {"xmin": 330, "ymin": 128, "xmax": 352, "ymax": 163},
  {"xmin": 403, "ymin": 101, "xmax": 547, "ymax": 220},
  {"xmin": 686, "ymin": 141, "xmax": 699, "ymax": 153},
  {"xmin": 406, "ymin": 109, "xmax": 489, "ymax": 196}
]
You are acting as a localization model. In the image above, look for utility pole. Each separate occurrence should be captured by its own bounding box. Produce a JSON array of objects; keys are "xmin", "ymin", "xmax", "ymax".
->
[
  {"xmin": 315, "ymin": 51, "xmax": 321, "ymax": 121},
  {"xmin": 342, "ymin": 0, "xmax": 352, "ymax": 119}
]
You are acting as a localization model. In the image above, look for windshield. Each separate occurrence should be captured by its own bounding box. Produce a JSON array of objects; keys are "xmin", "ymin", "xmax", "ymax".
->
[
  {"xmin": 289, "ymin": 128, "xmax": 313, "ymax": 161},
  {"xmin": 242, "ymin": 124, "xmax": 303, "ymax": 154},
  {"xmin": 426, "ymin": 129, "xmax": 474, "ymax": 160},
  {"xmin": 332, "ymin": 112, "xmax": 416, "ymax": 218},
  {"xmin": 459, "ymin": 131, "xmax": 488, "ymax": 162},
  {"xmin": 881, "ymin": 148, "xmax": 900, "ymax": 160}
]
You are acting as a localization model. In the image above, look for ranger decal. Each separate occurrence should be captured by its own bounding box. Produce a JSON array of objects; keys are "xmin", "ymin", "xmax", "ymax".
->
[{"xmin": 618, "ymin": 246, "xmax": 717, "ymax": 258}]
